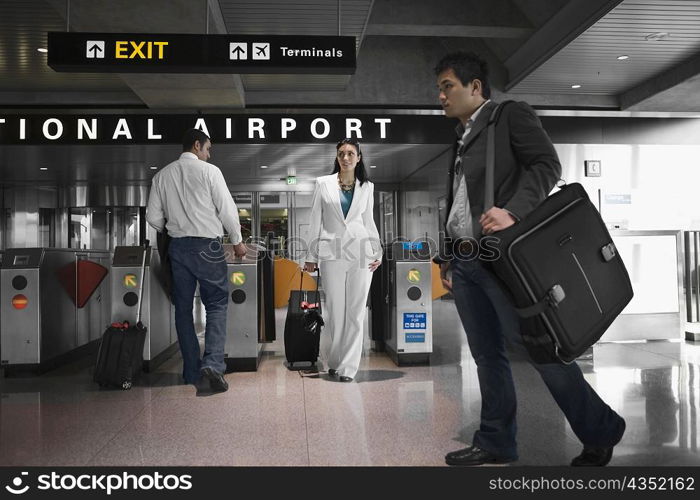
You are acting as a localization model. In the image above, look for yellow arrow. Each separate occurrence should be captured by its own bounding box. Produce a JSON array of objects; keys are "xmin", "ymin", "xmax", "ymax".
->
[
  {"xmin": 230, "ymin": 272, "xmax": 246, "ymax": 286},
  {"xmin": 123, "ymin": 274, "xmax": 137, "ymax": 288},
  {"xmin": 407, "ymin": 269, "xmax": 421, "ymax": 283}
]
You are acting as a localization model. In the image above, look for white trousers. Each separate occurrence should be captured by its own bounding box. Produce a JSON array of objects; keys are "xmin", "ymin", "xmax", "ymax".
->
[{"xmin": 319, "ymin": 259, "xmax": 372, "ymax": 379}]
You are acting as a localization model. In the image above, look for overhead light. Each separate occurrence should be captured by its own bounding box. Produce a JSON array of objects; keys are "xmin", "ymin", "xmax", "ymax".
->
[
  {"xmin": 149, "ymin": 165, "xmax": 157, "ymax": 170},
  {"xmin": 36, "ymin": 48, "xmax": 48, "ymax": 53},
  {"xmin": 571, "ymin": 84, "xmax": 582, "ymax": 89},
  {"xmin": 616, "ymin": 55, "xmax": 629, "ymax": 60},
  {"xmin": 39, "ymin": 167, "xmax": 48, "ymax": 171},
  {"xmin": 369, "ymin": 165, "xmax": 377, "ymax": 169},
  {"xmin": 260, "ymin": 165, "xmax": 268, "ymax": 169},
  {"xmin": 645, "ymin": 32, "xmax": 669, "ymax": 41}
]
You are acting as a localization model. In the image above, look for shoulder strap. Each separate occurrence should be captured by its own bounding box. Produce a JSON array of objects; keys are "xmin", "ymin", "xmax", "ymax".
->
[{"xmin": 484, "ymin": 100, "xmax": 516, "ymax": 211}]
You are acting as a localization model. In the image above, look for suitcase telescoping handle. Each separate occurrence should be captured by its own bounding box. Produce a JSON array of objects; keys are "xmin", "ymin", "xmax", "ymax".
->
[
  {"xmin": 298, "ymin": 266, "xmax": 321, "ymax": 314},
  {"xmin": 135, "ymin": 240, "xmax": 149, "ymax": 326}
]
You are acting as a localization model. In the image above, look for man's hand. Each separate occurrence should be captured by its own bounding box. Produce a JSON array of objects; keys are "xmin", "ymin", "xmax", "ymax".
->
[
  {"xmin": 440, "ymin": 262, "xmax": 452, "ymax": 291},
  {"xmin": 233, "ymin": 242, "xmax": 247, "ymax": 258},
  {"xmin": 303, "ymin": 261, "xmax": 317, "ymax": 273},
  {"xmin": 480, "ymin": 207, "xmax": 516, "ymax": 235},
  {"xmin": 368, "ymin": 260, "xmax": 381, "ymax": 272}
]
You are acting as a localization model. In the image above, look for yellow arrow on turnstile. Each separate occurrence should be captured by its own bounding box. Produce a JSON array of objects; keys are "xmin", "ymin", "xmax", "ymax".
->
[
  {"xmin": 407, "ymin": 269, "xmax": 421, "ymax": 283},
  {"xmin": 230, "ymin": 271, "xmax": 246, "ymax": 286},
  {"xmin": 123, "ymin": 274, "xmax": 138, "ymax": 288}
]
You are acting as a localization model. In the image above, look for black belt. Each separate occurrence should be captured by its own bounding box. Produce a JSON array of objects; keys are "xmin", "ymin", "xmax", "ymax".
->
[{"xmin": 178, "ymin": 236, "xmax": 222, "ymax": 242}]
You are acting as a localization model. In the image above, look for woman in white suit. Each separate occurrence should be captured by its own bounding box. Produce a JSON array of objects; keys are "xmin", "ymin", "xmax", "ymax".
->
[{"xmin": 303, "ymin": 138, "xmax": 382, "ymax": 382}]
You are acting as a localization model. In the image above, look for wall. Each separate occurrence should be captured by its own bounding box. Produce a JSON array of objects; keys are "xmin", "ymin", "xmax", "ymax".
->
[{"xmin": 556, "ymin": 143, "xmax": 700, "ymax": 230}]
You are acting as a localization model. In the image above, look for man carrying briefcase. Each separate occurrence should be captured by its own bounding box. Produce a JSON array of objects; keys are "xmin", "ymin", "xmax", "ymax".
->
[{"xmin": 433, "ymin": 52, "xmax": 626, "ymax": 466}]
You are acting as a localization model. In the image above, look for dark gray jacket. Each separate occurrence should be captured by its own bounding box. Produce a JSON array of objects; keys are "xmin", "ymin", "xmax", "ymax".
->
[{"xmin": 441, "ymin": 100, "xmax": 562, "ymax": 240}]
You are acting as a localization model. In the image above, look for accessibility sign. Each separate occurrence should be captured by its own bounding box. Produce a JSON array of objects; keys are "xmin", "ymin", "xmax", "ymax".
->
[{"xmin": 123, "ymin": 274, "xmax": 137, "ymax": 288}]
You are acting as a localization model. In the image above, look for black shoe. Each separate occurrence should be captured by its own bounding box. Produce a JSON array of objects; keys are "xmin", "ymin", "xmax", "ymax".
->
[
  {"xmin": 571, "ymin": 417, "xmax": 625, "ymax": 466},
  {"xmin": 328, "ymin": 369, "xmax": 338, "ymax": 377},
  {"xmin": 445, "ymin": 445, "xmax": 515, "ymax": 466},
  {"xmin": 338, "ymin": 376, "xmax": 353, "ymax": 382},
  {"xmin": 201, "ymin": 367, "xmax": 228, "ymax": 393},
  {"xmin": 570, "ymin": 447, "xmax": 613, "ymax": 466}
]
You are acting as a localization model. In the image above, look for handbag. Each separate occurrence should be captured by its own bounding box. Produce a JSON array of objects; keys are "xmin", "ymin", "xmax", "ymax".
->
[{"xmin": 483, "ymin": 102, "xmax": 633, "ymax": 364}]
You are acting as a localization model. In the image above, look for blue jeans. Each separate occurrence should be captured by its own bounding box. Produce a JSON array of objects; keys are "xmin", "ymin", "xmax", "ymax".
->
[
  {"xmin": 451, "ymin": 259, "xmax": 625, "ymax": 460},
  {"xmin": 168, "ymin": 237, "xmax": 228, "ymax": 382}
]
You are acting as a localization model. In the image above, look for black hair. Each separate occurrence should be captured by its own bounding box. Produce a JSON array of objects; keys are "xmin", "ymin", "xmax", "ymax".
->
[
  {"xmin": 182, "ymin": 128, "xmax": 211, "ymax": 152},
  {"xmin": 330, "ymin": 138, "xmax": 368, "ymax": 185},
  {"xmin": 434, "ymin": 51, "xmax": 491, "ymax": 99}
]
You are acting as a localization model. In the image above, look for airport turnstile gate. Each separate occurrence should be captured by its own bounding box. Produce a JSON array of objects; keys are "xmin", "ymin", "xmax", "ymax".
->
[
  {"xmin": 384, "ymin": 241, "xmax": 433, "ymax": 365},
  {"xmin": 223, "ymin": 244, "xmax": 263, "ymax": 372},
  {"xmin": 1, "ymin": 248, "xmax": 111, "ymax": 373}
]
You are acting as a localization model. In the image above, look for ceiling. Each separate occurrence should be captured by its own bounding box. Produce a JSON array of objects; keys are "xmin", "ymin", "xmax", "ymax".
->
[
  {"xmin": 2, "ymin": 0, "xmax": 700, "ymax": 187},
  {"xmin": 0, "ymin": 142, "xmax": 450, "ymax": 189}
]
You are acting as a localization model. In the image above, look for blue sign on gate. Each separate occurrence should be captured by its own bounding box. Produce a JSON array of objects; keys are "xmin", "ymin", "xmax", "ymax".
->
[{"xmin": 403, "ymin": 312, "xmax": 426, "ymax": 330}]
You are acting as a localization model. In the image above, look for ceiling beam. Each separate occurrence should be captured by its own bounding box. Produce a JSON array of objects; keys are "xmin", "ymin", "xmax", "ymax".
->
[
  {"xmin": 44, "ymin": 0, "xmax": 246, "ymax": 110},
  {"xmin": 620, "ymin": 53, "xmax": 700, "ymax": 111},
  {"xmin": 365, "ymin": 24, "xmax": 532, "ymax": 39},
  {"xmin": 504, "ymin": 0, "xmax": 623, "ymax": 91}
]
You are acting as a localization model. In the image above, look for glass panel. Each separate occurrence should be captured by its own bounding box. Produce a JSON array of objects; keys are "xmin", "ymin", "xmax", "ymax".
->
[
  {"xmin": 38, "ymin": 208, "xmax": 55, "ymax": 247},
  {"xmin": 379, "ymin": 191, "xmax": 396, "ymax": 244},
  {"xmin": 69, "ymin": 208, "xmax": 90, "ymax": 249},
  {"xmin": 109, "ymin": 207, "xmax": 140, "ymax": 249},
  {"xmin": 90, "ymin": 208, "xmax": 109, "ymax": 250},
  {"xmin": 260, "ymin": 192, "xmax": 288, "ymax": 257},
  {"xmin": 232, "ymin": 192, "xmax": 252, "ymax": 243}
]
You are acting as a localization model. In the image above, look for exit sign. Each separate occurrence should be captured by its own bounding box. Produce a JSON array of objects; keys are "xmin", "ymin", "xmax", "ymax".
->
[
  {"xmin": 47, "ymin": 32, "xmax": 356, "ymax": 74},
  {"xmin": 286, "ymin": 176, "xmax": 297, "ymax": 185}
]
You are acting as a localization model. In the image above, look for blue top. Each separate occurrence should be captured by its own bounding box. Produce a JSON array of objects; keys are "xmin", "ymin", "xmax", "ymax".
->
[{"xmin": 339, "ymin": 188, "xmax": 354, "ymax": 218}]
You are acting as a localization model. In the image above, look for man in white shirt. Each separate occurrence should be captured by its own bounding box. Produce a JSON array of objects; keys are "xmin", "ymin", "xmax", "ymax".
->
[{"xmin": 147, "ymin": 128, "xmax": 246, "ymax": 392}]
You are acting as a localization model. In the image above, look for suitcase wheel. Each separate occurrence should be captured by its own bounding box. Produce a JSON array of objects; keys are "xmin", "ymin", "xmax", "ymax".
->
[{"xmin": 121, "ymin": 380, "xmax": 132, "ymax": 390}]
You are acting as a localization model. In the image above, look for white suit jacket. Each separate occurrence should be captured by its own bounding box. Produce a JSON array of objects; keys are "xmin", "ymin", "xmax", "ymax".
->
[{"xmin": 305, "ymin": 174, "xmax": 383, "ymax": 264}]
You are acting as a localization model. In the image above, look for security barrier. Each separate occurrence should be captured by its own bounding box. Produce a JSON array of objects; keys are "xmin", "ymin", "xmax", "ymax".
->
[
  {"xmin": 383, "ymin": 241, "xmax": 433, "ymax": 365},
  {"xmin": 1, "ymin": 248, "xmax": 110, "ymax": 373}
]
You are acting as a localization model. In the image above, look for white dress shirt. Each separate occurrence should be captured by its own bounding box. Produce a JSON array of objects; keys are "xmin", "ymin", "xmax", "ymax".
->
[
  {"xmin": 446, "ymin": 99, "xmax": 490, "ymax": 239},
  {"xmin": 146, "ymin": 152, "xmax": 242, "ymax": 243}
]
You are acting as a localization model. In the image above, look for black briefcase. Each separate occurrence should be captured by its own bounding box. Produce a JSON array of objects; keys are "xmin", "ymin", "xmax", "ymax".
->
[{"xmin": 483, "ymin": 103, "xmax": 633, "ymax": 364}]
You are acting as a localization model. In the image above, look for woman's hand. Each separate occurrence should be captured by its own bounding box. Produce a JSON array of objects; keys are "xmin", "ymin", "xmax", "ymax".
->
[
  {"xmin": 368, "ymin": 260, "xmax": 381, "ymax": 272},
  {"xmin": 303, "ymin": 261, "xmax": 317, "ymax": 273}
]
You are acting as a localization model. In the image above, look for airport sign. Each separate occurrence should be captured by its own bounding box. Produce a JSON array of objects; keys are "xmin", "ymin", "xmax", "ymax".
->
[{"xmin": 47, "ymin": 32, "xmax": 356, "ymax": 74}]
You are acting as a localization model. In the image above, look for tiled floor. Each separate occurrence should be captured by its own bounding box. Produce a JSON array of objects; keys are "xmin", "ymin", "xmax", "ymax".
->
[{"xmin": 1, "ymin": 300, "xmax": 699, "ymax": 466}]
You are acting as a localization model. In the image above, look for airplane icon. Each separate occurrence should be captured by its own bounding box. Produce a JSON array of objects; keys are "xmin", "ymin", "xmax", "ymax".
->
[{"xmin": 252, "ymin": 42, "xmax": 270, "ymax": 60}]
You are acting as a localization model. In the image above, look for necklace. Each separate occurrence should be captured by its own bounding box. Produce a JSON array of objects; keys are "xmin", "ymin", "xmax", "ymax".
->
[{"xmin": 338, "ymin": 174, "xmax": 355, "ymax": 192}]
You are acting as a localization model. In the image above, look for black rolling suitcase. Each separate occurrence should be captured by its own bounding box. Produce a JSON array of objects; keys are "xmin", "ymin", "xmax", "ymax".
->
[
  {"xmin": 284, "ymin": 270, "xmax": 323, "ymax": 368},
  {"xmin": 483, "ymin": 103, "xmax": 634, "ymax": 364},
  {"xmin": 94, "ymin": 245, "xmax": 148, "ymax": 389}
]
